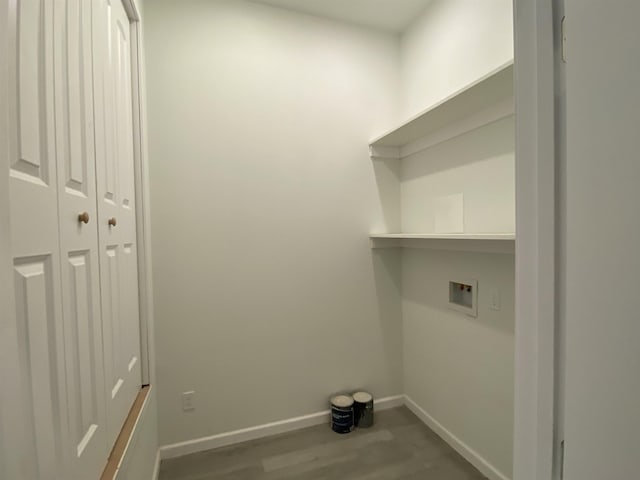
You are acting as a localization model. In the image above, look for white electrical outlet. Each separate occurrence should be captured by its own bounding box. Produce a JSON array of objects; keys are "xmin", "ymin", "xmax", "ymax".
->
[{"xmin": 182, "ymin": 391, "xmax": 195, "ymax": 411}]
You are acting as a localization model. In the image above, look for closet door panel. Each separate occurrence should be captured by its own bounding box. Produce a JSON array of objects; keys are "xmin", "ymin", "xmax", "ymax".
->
[
  {"xmin": 103, "ymin": 244, "xmax": 123, "ymax": 401},
  {"xmin": 53, "ymin": 0, "xmax": 109, "ymax": 476},
  {"xmin": 7, "ymin": 1, "xmax": 69, "ymax": 478},
  {"xmin": 12, "ymin": 256, "xmax": 67, "ymax": 479},
  {"xmin": 121, "ymin": 242, "xmax": 141, "ymax": 380},
  {"xmin": 93, "ymin": 0, "xmax": 142, "ymax": 448},
  {"xmin": 11, "ymin": 0, "xmax": 48, "ymax": 182},
  {"xmin": 66, "ymin": 252, "xmax": 102, "ymax": 452}
]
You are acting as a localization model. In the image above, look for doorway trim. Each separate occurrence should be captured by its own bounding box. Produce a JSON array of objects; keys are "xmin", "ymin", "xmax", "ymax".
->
[
  {"xmin": 513, "ymin": 1, "xmax": 559, "ymax": 479},
  {"xmin": 0, "ymin": 1, "xmax": 26, "ymax": 479}
]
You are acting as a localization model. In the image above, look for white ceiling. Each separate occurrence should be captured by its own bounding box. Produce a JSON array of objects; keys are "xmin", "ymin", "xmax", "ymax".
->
[{"xmin": 249, "ymin": 0, "xmax": 433, "ymax": 33}]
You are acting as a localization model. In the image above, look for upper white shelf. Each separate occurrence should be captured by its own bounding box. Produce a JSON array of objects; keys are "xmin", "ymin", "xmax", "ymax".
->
[
  {"xmin": 370, "ymin": 62, "xmax": 514, "ymax": 156},
  {"xmin": 369, "ymin": 233, "xmax": 515, "ymax": 254},
  {"xmin": 370, "ymin": 233, "xmax": 515, "ymax": 240}
]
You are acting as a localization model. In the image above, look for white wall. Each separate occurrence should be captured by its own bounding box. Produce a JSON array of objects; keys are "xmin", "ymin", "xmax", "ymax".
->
[
  {"xmin": 403, "ymin": 250, "xmax": 515, "ymax": 478},
  {"xmin": 399, "ymin": 1, "xmax": 514, "ymax": 478},
  {"xmin": 401, "ymin": 116, "xmax": 515, "ymax": 234},
  {"xmin": 401, "ymin": 0, "xmax": 513, "ymax": 117},
  {"xmin": 144, "ymin": 0, "xmax": 403, "ymax": 446},
  {"xmin": 561, "ymin": 1, "xmax": 640, "ymax": 479}
]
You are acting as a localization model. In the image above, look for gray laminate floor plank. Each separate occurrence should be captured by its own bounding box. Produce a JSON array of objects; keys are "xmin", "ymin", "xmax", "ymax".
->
[{"xmin": 159, "ymin": 407, "xmax": 488, "ymax": 480}]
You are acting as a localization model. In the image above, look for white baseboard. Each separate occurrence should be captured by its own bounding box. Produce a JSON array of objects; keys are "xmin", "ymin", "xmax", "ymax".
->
[
  {"xmin": 374, "ymin": 394, "xmax": 405, "ymax": 410},
  {"xmin": 151, "ymin": 450, "xmax": 160, "ymax": 480},
  {"xmin": 159, "ymin": 394, "xmax": 404, "ymax": 460},
  {"xmin": 403, "ymin": 395, "xmax": 510, "ymax": 480}
]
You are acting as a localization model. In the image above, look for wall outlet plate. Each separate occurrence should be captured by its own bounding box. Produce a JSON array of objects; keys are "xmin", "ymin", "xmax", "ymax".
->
[
  {"xmin": 448, "ymin": 279, "xmax": 478, "ymax": 317},
  {"xmin": 182, "ymin": 391, "xmax": 196, "ymax": 411}
]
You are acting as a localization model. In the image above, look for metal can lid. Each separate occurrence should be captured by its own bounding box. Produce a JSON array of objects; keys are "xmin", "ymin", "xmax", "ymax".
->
[
  {"xmin": 353, "ymin": 391, "xmax": 373, "ymax": 403},
  {"xmin": 331, "ymin": 395, "xmax": 354, "ymax": 408}
]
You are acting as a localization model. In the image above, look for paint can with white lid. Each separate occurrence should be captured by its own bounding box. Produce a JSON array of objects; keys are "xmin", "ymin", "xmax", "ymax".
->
[
  {"xmin": 353, "ymin": 391, "xmax": 374, "ymax": 428},
  {"xmin": 330, "ymin": 395, "xmax": 354, "ymax": 434}
]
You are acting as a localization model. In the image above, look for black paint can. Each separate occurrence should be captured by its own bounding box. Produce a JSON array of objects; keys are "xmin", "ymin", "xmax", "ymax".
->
[{"xmin": 353, "ymin": 391, "xmax": 374, "ymax": 428}]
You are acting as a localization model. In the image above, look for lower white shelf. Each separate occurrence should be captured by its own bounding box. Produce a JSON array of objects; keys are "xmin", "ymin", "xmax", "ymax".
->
[{"xmin": 369, "ymin": 233, "xmax": 515, "ymax": 254}]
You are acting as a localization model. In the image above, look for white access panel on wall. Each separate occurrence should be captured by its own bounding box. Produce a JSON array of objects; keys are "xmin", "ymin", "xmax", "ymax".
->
[{"xmin": 93, "ymin": 0, "xmax": 143, "ymax": 449}]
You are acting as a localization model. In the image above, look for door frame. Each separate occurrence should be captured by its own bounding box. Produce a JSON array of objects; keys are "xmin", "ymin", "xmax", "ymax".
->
[
  {"xmin": 1, "ymin": 1, "xmax": 564, "ymax": 478},
  {"xmin": 118, "ymin": 1, "xmax": 568, "ymax": 477},
  {"xmin": 0, "ymin": 1, "xmax": 26, "ymax": 478},
  {"xmin": 513, "ymin": 1, "xmax": 561, "ymax": 479}
]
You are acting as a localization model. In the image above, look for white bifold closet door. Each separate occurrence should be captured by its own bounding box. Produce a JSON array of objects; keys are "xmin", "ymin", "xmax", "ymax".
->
[
  {"xmin": 6, "ymin": 0, "xmax": 141, "ymax": 478},
  {"xmin": 92, "ymin": 0, "xmax": 143, "ymax": 450}
]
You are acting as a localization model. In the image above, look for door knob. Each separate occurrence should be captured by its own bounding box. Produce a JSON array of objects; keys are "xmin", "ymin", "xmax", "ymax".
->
[
  {"xmin": 78, "ymin": 212, "xmax": 90, "ymax": 224},
  {"xmin": 108, "ymin": 217, "xmax": 117, "ymax": 227}
]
